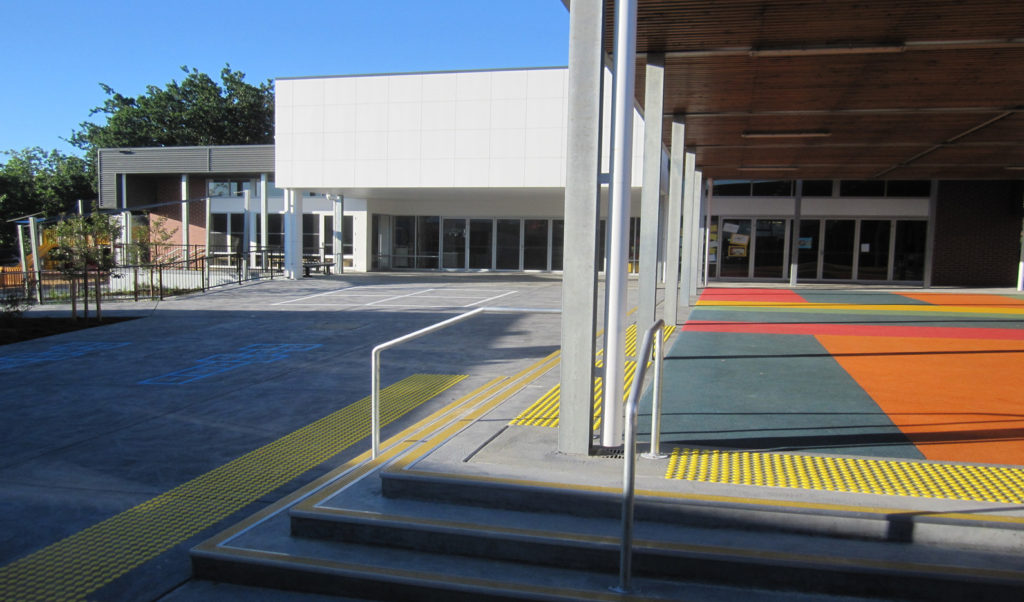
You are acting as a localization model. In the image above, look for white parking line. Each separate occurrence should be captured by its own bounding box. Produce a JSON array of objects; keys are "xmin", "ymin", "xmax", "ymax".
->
[
  {"xmin": 462, "ymin": 290, "xmax": 518, "ymax": 307},
  {"xmin": 365, "ymin": 288, "xmax": 437, "ymax": 306}
]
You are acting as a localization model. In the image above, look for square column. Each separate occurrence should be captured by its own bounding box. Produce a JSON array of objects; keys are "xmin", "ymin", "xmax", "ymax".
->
[
  {"xmin": 663, "ymin": 120, "xmax": 686, "ymax": 327},
  {"xmin": 284, "ymin": 189, "xmax": 305, "ymax": 279},
  {"xmin": 333, "ymin": 195, "xmax": 345, "ymax": 273},
  {"xmin": 677, "ymin": 151, "xmax": 696, "ymax": 312},
  {"xmin": 558, "ymin": 0, "xmax": 604, "ymax": 455},
  {"xmin": 687, "ymin": 168, "xmax": 703, "ymax": 301},
  {"xmin": 181, "ymin": 175, "xmax": 190, "ymax": 249},
  {"xmin": 638, "ymin": 53, "xmax": 665, "ymax": 335}
]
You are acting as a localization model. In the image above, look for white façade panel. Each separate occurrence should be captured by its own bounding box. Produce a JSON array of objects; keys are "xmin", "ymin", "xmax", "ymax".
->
[
  {"xmin": 322, "ymin": 160, "xmax": 355, "ymax": 185},
  {"xmin": 421, "ymin": 159, "xmax": 455, "ymax": 186},
  {"xmin": 490, "ymin": 70, "xmax": 529, "ymax": 99},
  {"xmin": 291, "ymin": 105, "xmax": 324, "ymax": 134},
  {"xmin": 455, "ymin": 100, "xmax": 491, "ymax": 130},
  {"xmin": 388, "ymin": 102, "xmax": 422, "ymax": 131},
  {"xmin": 355, "ymin": 103, "xmax": 388, "ymax": 132},
  {"xmin": 490, "ymin": 98, "xmax": 528, "ymax": 130},
  {"xmin": 353, "ymin": 159, "xmax": 387, "ymax": 187},
  {"xmin": 453, "ymin": 158, "xmax": 490, "ymax": 187},
  {"xmin": 355, "ymin": 131, "xmax": 388, "ymax": 161},
  {"xmin": 421, "ymin": 101, "xmax": 457, "ymax": 131},
  {"xmin": 524, "ymin": 127, "xmax": 564, "ymax": 159},
  {"xmin": 323, "ymin": 77, "xmax": 358, "ymax": 105},
  {"xmin": 526, "ymin": 69, "xmax": 568, "ymax": 99},
  {"xmin": 421, "ymin": 130, "xmax": 456, "ymax": 160},
  {"xmin": 456, "ymin": 71, "xmax": 492, "ymax": 101},
  {"xmin": 387, "ymin": 130, "xmax": 422, "ymax": 160},
  {"xmin": 490, "ymin": 129, "xmax": 527, "ymax": 159},
  {"xmin": 388, "ymin": 74, "xmax": 423, "ymax": 103},
  {"xmin": 421, "ymin": 73, "xmax": 458, "ymax": 102},
  {"xmin": 355, "ymin": 76, "xmax": 390, "ymax": 104},
  {"xmin": 526, "ymin": 97, "xmax": 564, "ymax": 129},
  {"xmin": 386, "ymin": 159, "xmax": 422, "ymax": 186},
  {"xmin": 525, "ymin": 157, "xmax": 563, "ymax": 187},
  {"xmin": 454, "ymin": 130, "xmax": 491, "ymax": 159},
  {"xmin": 489, "ymin": 157, "xmax": 526, "ymax": 187},
  {"xmin": 322, "ymin": 133, "xmax": 356, "ymax": 161}
]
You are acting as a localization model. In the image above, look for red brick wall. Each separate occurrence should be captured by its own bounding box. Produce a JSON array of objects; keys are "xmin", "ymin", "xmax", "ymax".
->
[
  {"xmin": 141, "ymin": 176, "xmax": 209, "ymax": 246},
  {"xmin": 932, "ymin": 181, "xmax": 1022, "ymax": 287}
]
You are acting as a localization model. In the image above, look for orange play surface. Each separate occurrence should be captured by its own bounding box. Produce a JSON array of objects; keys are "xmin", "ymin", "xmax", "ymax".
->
[{"xmin": 818, "ymin": 334, "xmax": 1024, "ymax": 465}]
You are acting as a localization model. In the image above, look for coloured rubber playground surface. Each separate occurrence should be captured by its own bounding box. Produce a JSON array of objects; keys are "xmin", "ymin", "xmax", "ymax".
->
[{"xmin": 668, "ymin": 287, "xmax": 1024, "ymax": 467}]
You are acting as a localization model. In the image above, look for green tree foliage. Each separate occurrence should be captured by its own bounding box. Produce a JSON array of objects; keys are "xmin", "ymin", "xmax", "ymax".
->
[
  {"xmin": 71, "ymin": 65, "xmax": 274, "ymax": 154},
  {"xmin": 47, "ymin": 210, "xmax": 121, "ymax": 319},
  {"xmin": 0, "ymin": 148, "xmax": 94, "ymax": 247}
]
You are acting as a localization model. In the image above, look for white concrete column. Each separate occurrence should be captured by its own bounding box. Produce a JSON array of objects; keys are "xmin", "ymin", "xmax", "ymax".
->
[
  {"xmin": 333, "ymin": 194, "xmax": 345, "ymax": 273},
  {"xmin": 284, "ymin": 189, "xmax": 305, "ymax": 279},
  {"xmin": 924, "ymin": 180, "xmax": 938, "ymax": 287},
  {"xmin": 678, "ymin": 152, "xmax": 697, "ymax": 308},
  {"xmin": 120, "ymin": 174, "xmax": 128, "ymax": 210},
  {"xmin": 242, "ymin": 190, "xmax": 251, "ymax": 276},
  {"xmin": 181, "ymin": 175, "xmax": 190, "ymax": 249},
  {"xmin": 601, "ymin": 0, "xmax": 639, "ymax": 448},
  {"xmin": 559, "ymin": 0, "xmax": 604, "ymax": 455},
  {"xmin": 28, "ymin": 216, "xmax": 42, "ymax": 303},
  {"xmin": 789, "ymin": 180, "xmax": 804, "ymax": 286},
  {"xmin": 260, "ymin": 174, "xmax": 269, "ymax": 250},
  {"xmin": 703, "ymin": 179, "xmax": 714, "ymax": 286},
  {"xmin": 663, "ymin": 120, "xmax": 686, "ymax": 327},
  {"xmin": 687, "ymin": 169, "xmax": 703, "ymax": 301},
  {"xmin": 638, "ymin": 53, "xmax": 665, "ymax": 336}
]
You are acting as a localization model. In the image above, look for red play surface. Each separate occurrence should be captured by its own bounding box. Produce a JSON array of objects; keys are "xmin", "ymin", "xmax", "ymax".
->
[
  {"xmin": 683, "ymin": 320, "xmax": 1024, "ymax": 341},
  {"xmin": 697, "ymin": 288, "xmax": 806, "ymax": 304}
]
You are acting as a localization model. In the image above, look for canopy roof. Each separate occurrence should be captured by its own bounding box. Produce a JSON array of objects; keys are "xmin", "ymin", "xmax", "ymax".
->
[{"xmin": 609, "ymin": 0, "xmax": 1024, "ymax": 180}]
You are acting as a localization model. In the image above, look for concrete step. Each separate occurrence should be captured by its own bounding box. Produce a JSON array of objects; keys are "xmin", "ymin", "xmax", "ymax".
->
[
  {"xmin": 192, "ymin": 504, "xmax": 887, "ymax": 602},
  {"xmin": 379, "ymin": 462, "xmax": 1024, "ymax": 553},
  {"xmin": 284, "ymin": 464, "xmax": 1024, "ymax": 601}
]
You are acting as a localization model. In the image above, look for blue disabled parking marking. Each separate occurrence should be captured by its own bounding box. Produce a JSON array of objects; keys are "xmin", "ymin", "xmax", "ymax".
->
[
  {"xmin": 139, "ymin": 343, "xmax": 322, "ymax": 385},
  {"xmin": 0, "ymin": 342, "xmax": 131, "ymax": 371}
]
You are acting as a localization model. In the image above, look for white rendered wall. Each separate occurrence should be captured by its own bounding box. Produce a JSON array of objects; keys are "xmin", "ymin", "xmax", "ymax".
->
[{"xmin": 275, "ymin": 68, "xmax": 646, "ymax": 190}]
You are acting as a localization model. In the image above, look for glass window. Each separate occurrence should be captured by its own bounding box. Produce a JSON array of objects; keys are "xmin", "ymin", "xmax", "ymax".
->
[
  {"xmin": 302, "ymin": 214, "xmax": 319, "ymax": 256},
  {"xmin": 342, "ymin": 215, "xmax": 354, "ymax": 255},
  {"xmin": 211, "ymin": 214, "xmax": 229, "ymax": 249},
  {"xmin": 796, "ymin": 220, "xmax": 820, "ymax": 279},
  {"xmin": 496, "ymin": 219, "xmax": 521, "ymax": 270},
  {"xmin": 442, "ymin": 219, "xmax": 466, "ymax": 269},
  {"xmin": 751, "ymin": 180, "xmax": 793, "ymax": 196},
  {"xmin": 713, "ymin": 181, "xmax": 752, "ymax": 196},
  {"xmin": 720, "ymin": 219, "xmax": 752, "ymax": 277},
  {"xmin": 753, "ymin": 219, "xmax": 786, "ymax": 278},
  {"xmin": 469, "ymin": 219, "xmax": 493, "ymax": 269},
  {"xmin": 886, "ymin": 181, "xmax": 931, "ymax": 197},
  {"xmin": 893, "ymin": 220, "xmax": 926, "ymax": 281},
  {"xmin": 523, "ymin": 219, "xmax": 549, "ymax": 270},
  {"xmin": 392, "ymin": 216, "xmax": 415, "ymax": 268},
  {"xmin": 823, "ymin": 219, "xmax": 856, "ymax": 279},
  {"xmin": 416, "ymin": 216, "xmax": 439, "ymax": 269},
  {"xmin": 801, "ymin": 180, "xmax": 833, "ymax": 196},
  {"xmin": 551, "ymin": 220, "xmax": 564, "ymax": 271},
  {"xmin": 267, "ymin": 214, "xmax": 284, "ymax": 249},
  {"xmin": 323, "ymin": 216, "xmax": 333, "ymax": 256},
  {"xmin": 229, "ymin": 213, "xmax": 245, "ymax": 253},
  {"xmin": 839, "ymin": 180, "xmax": 885, "ymax": 197},
  {"xmin": 857, "ymin": 220, "xmax": 891, "ymax": 280},
  {"xmin": 207, "ymin": 179, "xmax": 252, "ymax": 198}
]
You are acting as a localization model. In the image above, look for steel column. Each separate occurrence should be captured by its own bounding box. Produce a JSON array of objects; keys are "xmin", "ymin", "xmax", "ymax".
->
[
  {"xmin": 789, "ymin": 180, "xmax": 804, "ymax": 286},
  {"xmin": 601, "ymin": 0, "xmax": 639, "ymax": 448}
]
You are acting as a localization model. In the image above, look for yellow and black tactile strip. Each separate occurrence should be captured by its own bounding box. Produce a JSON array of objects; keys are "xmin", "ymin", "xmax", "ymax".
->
[
  {"xmin": 0, "ymin": 374, "xmax": 466, "ymax": 602},
  {"xmin": 512, "ymin": 324, "xmax": 674, "ymax": 429},
  {"xmin": 667, "ymin": 447, "xmax": 1024, "ymax": 505}
]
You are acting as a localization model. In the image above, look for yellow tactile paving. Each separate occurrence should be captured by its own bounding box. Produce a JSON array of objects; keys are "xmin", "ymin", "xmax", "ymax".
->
[
  {"xmin": 666, "ymin": 447, "xmax": 1024, "ymax": 504},
  {"xmin": 512, "ymin": 324, "xmax": 674, "ymax": 428},
  {"xmin": 0, "ymin": 374, "xmax": 466, "ymax": 602}
]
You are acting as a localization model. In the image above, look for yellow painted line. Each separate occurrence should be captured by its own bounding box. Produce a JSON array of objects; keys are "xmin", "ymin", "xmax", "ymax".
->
[
  {"xmin": 513, "ymin": 324, "xmax": 674, "ymax": 428},
  {"xmin": 0, "ymin": 374, "xmax": 466, "ymax": 602},
  {"xmin": 696, "ymin": 300, "xmax": 1024, "ymax": 315},
  {"xmin": 667, "ymin": 447, "xmax": 1024, "ymax": 505}
]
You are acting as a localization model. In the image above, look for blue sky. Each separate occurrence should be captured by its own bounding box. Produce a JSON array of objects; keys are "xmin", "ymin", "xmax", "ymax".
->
[{"xmin": 0, "ymin": 0, "xmax": 569, "ymax": 157}]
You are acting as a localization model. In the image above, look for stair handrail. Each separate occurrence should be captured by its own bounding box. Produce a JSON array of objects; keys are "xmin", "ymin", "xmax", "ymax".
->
[
  {"xmin": 370, "ymin": 306, "xmax": 561, "ymax": 459},
  {"xmin": 613, "ymin": 318, "xmax": 665, "ymax": 594}
]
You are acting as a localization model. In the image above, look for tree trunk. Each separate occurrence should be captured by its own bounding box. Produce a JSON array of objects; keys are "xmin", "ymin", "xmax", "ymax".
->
[
  {"xmin": 94, "ymin": 268, "xmax": 102, "ymax": 321},
  {"xmin": 82, "ymin": 268, "xmax": 89, "ymax": 319},
  {"xmin": 70, "ymin": 277, "xmax": 78, "ymax": 320}
]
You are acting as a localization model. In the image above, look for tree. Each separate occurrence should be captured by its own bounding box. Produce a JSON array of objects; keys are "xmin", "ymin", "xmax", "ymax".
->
[
  {"xmin": 47, "ymin": 210, "xmax": 121, "ymax": 320},
  {"xmin": 0, "ymin": 148, "xmax": 94, "ymax": 247},
  {"xmin": 70, "ymin": 65, "xmax": 274, "ymax": 157}
]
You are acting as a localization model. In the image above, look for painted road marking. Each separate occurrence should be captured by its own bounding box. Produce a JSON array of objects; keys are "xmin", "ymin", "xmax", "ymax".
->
[
  {"xmin": 0, "ymin": 342, "xmax": 130, "ymax": 371},
  {"xmin": 139, "ymin": 343, "xmax": 321, "ymax": 385},
  {"xmin": 0, "ymin": 373, "xmax": 467, "ymax": 602}
]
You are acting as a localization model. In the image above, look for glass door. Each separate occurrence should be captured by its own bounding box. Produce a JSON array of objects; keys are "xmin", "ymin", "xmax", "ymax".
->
[
  {"xmin": 857, "ymin": 220, "xmax": 891, "ymax": 280},
  {"xmin": 496, "ymin": 219, "xmax": 521, "ymax": 270},
  {"xmin": 796, "ymin": 220, "xmax": 821, "ymax": 279},
  {"xmin": 822, "ymin": 219, "xmax": 855, "ymax": 279},
  {"xmin": 441, "ymin": 218, "xmax": 466, "ymax": 269},
  {"xmin": 719, "ymin": 219, "xmax": 752, "ymax": 277},
  {"xmin": 753, "ymin": 219, "xmax": 787, "ymax": 278},
  {"xmin": 523, "ymin": 219, "xmax": 549, "ymax": 270},
  {"xmin": 893, "ymin": 220, "xmax": 926, "ymax": 281},
  {"xmin": 469, "ymin": 219, "xmax": 493, "ymax": 269}
]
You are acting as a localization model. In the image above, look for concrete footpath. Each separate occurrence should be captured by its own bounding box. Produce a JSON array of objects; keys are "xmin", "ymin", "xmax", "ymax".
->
[{"xmin": 0, "ymin": 273, "xmax": 570, "ymax": 601}]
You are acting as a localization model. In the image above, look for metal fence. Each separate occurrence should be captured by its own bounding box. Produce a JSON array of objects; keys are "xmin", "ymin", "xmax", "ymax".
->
[{"xmin": 1, "ymin": 245, "xmax": 285, "ymax": 305}]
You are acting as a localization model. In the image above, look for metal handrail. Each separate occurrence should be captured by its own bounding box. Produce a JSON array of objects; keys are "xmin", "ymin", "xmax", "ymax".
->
[
  {"xmin": 613, "ymin": 318, "xmax": 665, "ymax": 594},
  {"xmin": 370, "ymin": 306, "xmax": 561, "ymax": 459}
]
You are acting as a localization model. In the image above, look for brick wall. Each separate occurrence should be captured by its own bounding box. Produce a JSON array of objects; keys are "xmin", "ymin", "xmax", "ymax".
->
[{"xmin": 932, "ymin": 181, "xmax": 1022, "ymax": 287}]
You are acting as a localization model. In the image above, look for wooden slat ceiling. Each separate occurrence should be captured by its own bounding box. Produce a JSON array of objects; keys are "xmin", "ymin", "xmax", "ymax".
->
[{"xmin": 606, "ymin": 0, "xmax": 1024, "ymax": 180}]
